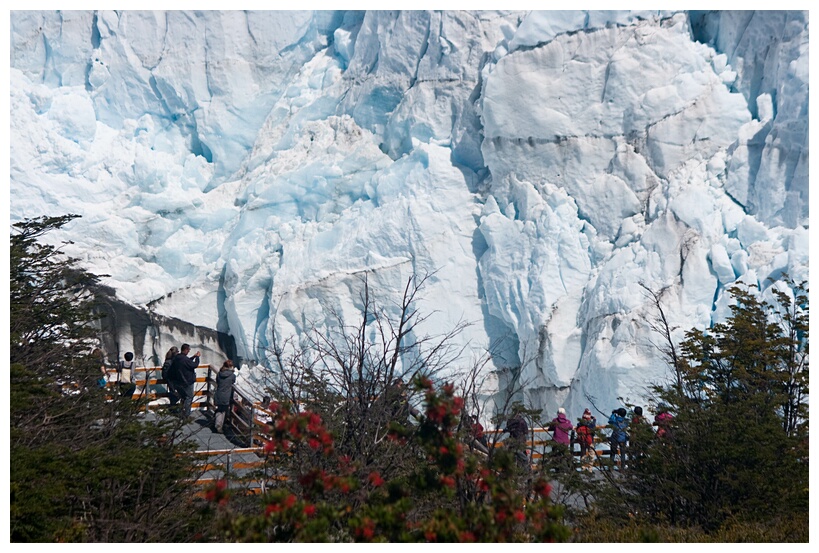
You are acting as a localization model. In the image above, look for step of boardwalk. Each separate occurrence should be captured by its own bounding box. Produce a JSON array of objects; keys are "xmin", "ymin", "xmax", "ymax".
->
[{"xmin": 179, "ymin": 410, "xmax": 273, "ymax": 492}]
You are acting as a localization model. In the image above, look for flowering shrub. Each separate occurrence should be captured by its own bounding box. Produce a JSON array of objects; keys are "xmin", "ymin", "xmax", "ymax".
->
[{"xmin": 210, "ymin": 377, "xmax": 568, "ymax": 542}]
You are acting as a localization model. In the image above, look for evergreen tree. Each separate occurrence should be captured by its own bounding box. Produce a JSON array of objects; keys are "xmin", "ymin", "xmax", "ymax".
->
[
  {"xmin": 10, "ymin": 216, "xmax": 211, "ymax": 542},
  {"xmin": 589, "ymin": 282, "xmax": 808, "ymax": 539}
]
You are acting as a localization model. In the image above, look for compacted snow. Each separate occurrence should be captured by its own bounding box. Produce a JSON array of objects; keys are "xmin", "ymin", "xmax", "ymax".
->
[{"xmin": 9, "ymin": 10, "xmax": 809, "ymax": 419}]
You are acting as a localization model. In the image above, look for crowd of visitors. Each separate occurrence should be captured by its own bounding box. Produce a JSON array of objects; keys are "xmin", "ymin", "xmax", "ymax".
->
[
  {"xmin": 492, "ymin": 404, "xmax": 675, "ymax": 470},
  {"xmin": 98, "ymin": 346, "xmax": 675, "ymax": 461}
]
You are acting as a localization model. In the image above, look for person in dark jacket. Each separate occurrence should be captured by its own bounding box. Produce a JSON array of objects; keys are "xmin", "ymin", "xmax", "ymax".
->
[
  {"xmin": 213, "ymin": 360, "xmax": 236, "ymax": 433},
  {"xmin": 161, "ymin": 346, "xmax": 179, "ymax": 406},
  {"xmin": 504, "ymin": 412, "xmax": 530, "ymax": 468},
  {"xmin": 168, "ymin": 344, "xmax": 201, "ymax": 419}
]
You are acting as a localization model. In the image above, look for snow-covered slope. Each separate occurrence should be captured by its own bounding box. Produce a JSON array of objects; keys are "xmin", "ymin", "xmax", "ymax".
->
[{"xmin": 9, "ymin": 10, "xmax": 809, "ymax": 417}]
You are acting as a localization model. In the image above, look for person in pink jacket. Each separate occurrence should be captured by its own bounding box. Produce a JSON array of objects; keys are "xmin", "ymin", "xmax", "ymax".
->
[
  {"xmin": 654, "ymin": 405, "xmax": 674, "ymax": 440},
  {"xmin": 548, "ymin": 408, "xmax": 574, "ymax": 446},
  {"xmin": 548, "ymin": 407, "xmax": 575, "ymax": 470}
]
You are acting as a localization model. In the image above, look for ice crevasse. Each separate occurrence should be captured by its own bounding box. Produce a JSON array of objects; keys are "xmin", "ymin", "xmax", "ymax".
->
[{"xmin": 9, "ymin": 10, "xmax": 809, "ymax": 417}]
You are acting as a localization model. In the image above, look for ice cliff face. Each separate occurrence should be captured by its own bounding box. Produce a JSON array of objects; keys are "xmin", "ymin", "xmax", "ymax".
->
[{"xmin": 9, "ymin": 10, "xmax": 809, "ymax": 418}]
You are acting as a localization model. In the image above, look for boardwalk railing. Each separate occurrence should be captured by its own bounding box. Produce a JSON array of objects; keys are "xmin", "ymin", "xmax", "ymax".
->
[
  {"xmin": 203, "ymin": 366, "xmax": 291, "ymax": 449},
  {"xmin": 103, "ymin": 364, "xmax": 211, "ymax": 408},
  {"xmin": 107, "ymin": 364, "xmax": 627, "ymax": 478},
  {"xmin": 485, "ymin": 426, "xmax": 617, "ymax": 466}
]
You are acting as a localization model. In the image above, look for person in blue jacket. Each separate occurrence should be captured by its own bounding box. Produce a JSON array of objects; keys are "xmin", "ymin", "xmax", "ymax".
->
[{"xmin": 608, "ymin": 407, "xmax": 628, "ymax": 469}]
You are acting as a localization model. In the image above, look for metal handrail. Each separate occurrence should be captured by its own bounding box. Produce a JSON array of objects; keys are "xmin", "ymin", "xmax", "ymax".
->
[{"xmin": 205, "ymin": 365, "xmax": 257, "ymax": 447}]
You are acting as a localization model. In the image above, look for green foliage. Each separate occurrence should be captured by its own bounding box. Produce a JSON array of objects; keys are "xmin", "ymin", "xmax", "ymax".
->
[
  {"xmin": 570, "ymin": 514, "xmax": 808, "ymax": 543},
  {"xmin": 585, "ymin": 282, "xmax": 808, "ymax": 540},
  {"xmin": 10, "ymin": 216, "xmax": 209, "ymax": 542}
]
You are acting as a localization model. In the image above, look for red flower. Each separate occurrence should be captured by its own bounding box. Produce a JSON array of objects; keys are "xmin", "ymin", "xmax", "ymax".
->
[
  {"xmin": 459, "ymin": 531, "xmax": 476, "ymax": 542},
  {"xmin": 265, "ymin": 503, "xmax": 281, "ymax": 516},
  {"xmin": 308, "ymin": 438, "xmax": 321, "ymax": 449},
  {"xmin": 514, "ymin": 510, "xmax": 525, "ymax": 522},
  {"xmin": 368, "ymin": 471, "xmax": 385, "ymax": 487},
  {"xmin": 453, "ymin": 397, "xmax": 464, "ymax": 410},
  {"xmin": 360, "ymin": 518, "xmax": 376, "ymax": 540},
  {"xmin": 439, "ymin": 446, "xmax": 449, "ymax": 455},
  {"xmin": 303, "ymin": 504, "xmax": 316, "ymax": 517},
  {"xmin": 440, "ymin": 475, "xmax": 455, "ymax": 488},
  {"xmin": 284, "ymin": 494, "xmax": 297, "ymax": 508},
  {"xmin": 425, "ymin": 530, "xmax": 437, "ymax": 542},
  {"xmin": 534, "ymin": 479, "xmax": 552, "ymax": 497}
]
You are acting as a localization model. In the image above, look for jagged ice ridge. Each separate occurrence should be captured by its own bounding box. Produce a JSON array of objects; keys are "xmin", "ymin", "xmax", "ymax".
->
[{"xmin": 9, "ymin": 10, "xmax": 809, "ymax": 419}]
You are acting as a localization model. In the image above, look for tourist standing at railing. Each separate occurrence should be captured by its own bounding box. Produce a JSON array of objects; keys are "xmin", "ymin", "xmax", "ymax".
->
[
  {"xmin": 161, "ymin": 346, "xmax": 180, "ymax": 406},
  {"xmin": 575, "ymin": 408, "xmax": 597, "ymax": 462},
  {"xmin": 548, "ymin": 408, "xmax": 573, "ymax": 446},
  {"xmin": 213, "ymin": 360, "xmax": 236, "ymax": 434},
  {"xmin": 93, "ymin": 348, "xmax": 108, "ymax": 388},
  {"xmin": 167, "ymin": 344, "xmax": 201, "ymax": 419},
  {"xmin": 463, "ymin": 414, "xmax": 489, "ymax": 454},
  {"xmin": 257, "ymin": 396, "xmax": 273, "ymax": 424},
  {"xmin": 118, "ymin": 352, "xmax": 137, "ymax": 399},
  {"xmin": 547, "ymin": 408, "xmax": 574, "ymax": 470},
  {"xmin": 654, "ymin": 404, "xmax": 674, "ymax": 440},
  {"xmin": 608, "ymin": 407, "xmax": 629, "ymax": 469},
  {"xmin": 504, "ymin": 411, "xmax": 530, "ymax": 468}
]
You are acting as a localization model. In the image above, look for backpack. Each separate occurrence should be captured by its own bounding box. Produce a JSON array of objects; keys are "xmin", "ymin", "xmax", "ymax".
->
[
  {"xmin": 576, "ymin": 423, "xmax": 593, "ymax": 446},
  {"xmin": 161, "ymin": 358, "xmax": 173, "ymax": 382},
  {"xmin": 119, "ymin": 360, "xmax": 134, "ymax": 384},
  {"xmin": 578, "ymin": 418, "xmax": 595, "ymax": 436}
]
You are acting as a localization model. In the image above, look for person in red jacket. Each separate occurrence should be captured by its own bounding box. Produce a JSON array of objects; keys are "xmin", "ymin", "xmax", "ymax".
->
[
  {"xmin": 654, "ymin": 405, "xmax": 674, "ymax": 440},
  {"xmin": 575, "ymin": 408, "xmax": 597, "ymax": 464}
]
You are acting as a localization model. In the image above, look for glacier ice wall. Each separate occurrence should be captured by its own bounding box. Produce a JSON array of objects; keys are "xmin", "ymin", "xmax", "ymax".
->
[{"xmin": 9, "ymin": 10, "xmax": 809, "ymax": 418}]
